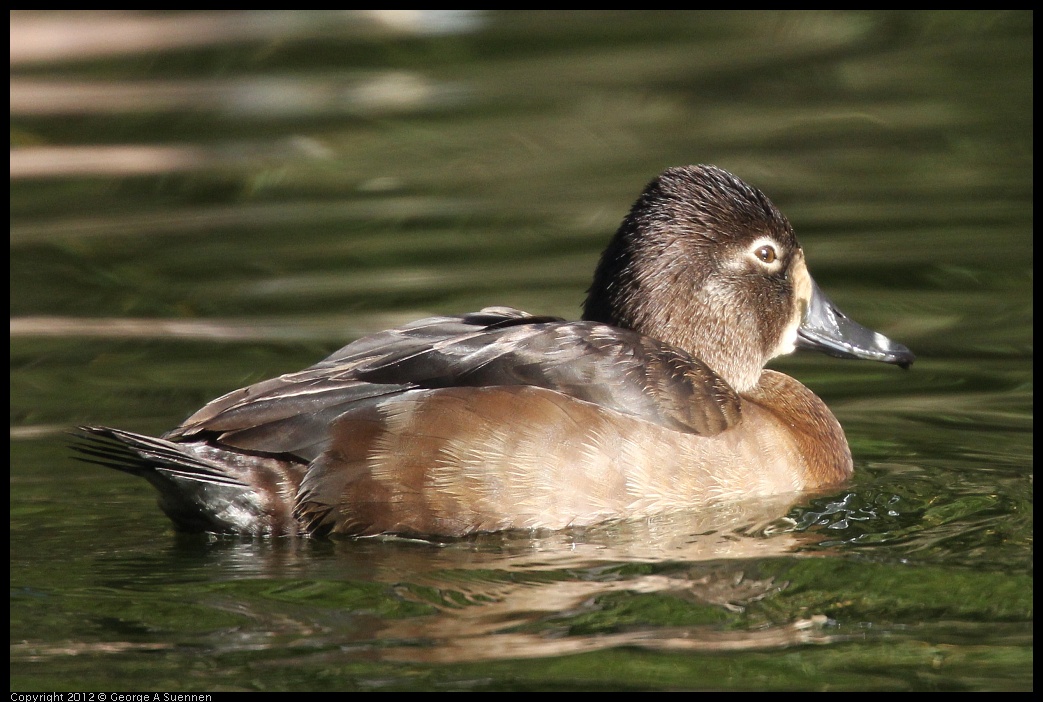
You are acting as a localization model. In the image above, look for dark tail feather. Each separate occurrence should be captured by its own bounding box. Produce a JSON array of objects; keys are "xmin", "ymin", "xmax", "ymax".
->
[
  {"xmin": 72, "ymin": 426, "xmax": 305, "ymax": 536},
  {"xmin": 74, "ymin": 426, "xmax": 248, "ymax": 486},
  {"xmin": 71, "ymin": 429, "xmax": 157, "ymax": 476}
]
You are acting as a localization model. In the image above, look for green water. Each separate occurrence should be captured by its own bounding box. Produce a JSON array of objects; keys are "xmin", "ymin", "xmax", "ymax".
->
[{"xmin": 10, "ymin": 11, "xmax": 1032, "ymax": 691}]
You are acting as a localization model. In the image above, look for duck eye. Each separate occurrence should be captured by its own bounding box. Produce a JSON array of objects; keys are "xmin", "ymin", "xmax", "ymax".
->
[{"xmin": 755, "ymin": 245, "xmax": 777, "ymax": 264}]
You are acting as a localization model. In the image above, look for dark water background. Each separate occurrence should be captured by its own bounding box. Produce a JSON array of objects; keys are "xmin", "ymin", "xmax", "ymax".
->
[{"xmin": 11, "ymin": 11, "xmax": 1032, "ymax": 691}]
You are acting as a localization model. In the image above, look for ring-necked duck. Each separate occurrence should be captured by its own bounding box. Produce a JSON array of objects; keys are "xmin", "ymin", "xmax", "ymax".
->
[{"xmin": 77, "ymin": 165, "xmax": 914, "ymax": 537}]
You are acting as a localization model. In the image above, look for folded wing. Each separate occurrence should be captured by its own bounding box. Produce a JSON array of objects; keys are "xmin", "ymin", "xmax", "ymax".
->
[{"xmin": 169, "ymin": 307, "xmax": 742, "ymax": 464}]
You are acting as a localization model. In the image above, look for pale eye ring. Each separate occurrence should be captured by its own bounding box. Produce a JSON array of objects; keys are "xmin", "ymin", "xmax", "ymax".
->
[{"xmin": 755, "ymin": 244, "xmax": 777, "ymax": 264}]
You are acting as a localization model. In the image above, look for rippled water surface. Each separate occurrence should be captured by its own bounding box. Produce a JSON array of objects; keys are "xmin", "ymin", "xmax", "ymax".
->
[{"xmin": 11, "ymin": 11, "xmax": 1031, "ymax": 691}]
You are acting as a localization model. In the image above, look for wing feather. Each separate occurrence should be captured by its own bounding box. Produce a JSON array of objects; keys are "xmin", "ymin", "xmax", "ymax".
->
[{"xmin": 168, "ymin": 307, "xmax": 740, "ymax": 461}]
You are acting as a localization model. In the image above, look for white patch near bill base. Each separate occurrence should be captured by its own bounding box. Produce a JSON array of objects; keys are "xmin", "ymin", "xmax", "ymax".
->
[{"xmin": 773, "ymin": 316, "xmax": 800, "ymax": 357}]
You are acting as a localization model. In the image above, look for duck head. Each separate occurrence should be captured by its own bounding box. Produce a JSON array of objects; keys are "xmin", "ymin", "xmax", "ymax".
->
[{"xmin": 582, "ymin": 165, "xmax": 914, "ymax": 393}]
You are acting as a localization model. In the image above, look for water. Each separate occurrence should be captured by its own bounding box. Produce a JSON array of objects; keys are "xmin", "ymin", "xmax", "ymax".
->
[{"xmin": 10, "ymin": 11, "xmax": 1032, "ymax": 691}]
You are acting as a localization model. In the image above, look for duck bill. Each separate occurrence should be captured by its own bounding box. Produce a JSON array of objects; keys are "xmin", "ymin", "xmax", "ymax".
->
[{"xmin": 796, "ymin": 279, "xmax": 915, "ymax": 368}]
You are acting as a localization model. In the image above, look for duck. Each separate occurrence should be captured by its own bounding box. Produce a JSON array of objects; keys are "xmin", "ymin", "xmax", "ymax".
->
[{"xmin": 76, "ymin": 165, "xmax": 914, "ymax": 538}]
